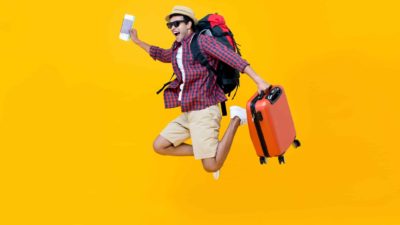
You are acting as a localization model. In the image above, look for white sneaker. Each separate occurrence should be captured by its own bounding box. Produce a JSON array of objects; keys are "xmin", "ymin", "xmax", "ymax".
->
[
  {"xmin": 230, "ymin": 106, "xmax": 247, "ymax": 125},
  {"xmin": 213, "ymin": 170, "xmax": 220, "ymax": 180}
]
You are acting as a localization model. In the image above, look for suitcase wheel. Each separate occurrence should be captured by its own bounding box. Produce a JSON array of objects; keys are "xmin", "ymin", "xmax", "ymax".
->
[
  {"xmin": 293, "ymin": 139, "xmax": 301, "ymax": 148},
  {"xmin": 278, "ymin": 155, "xmax": 285, "ymax": 164},
  {"xmin": 259, "ymin": 157, "xmax": 267, "ymax": 165}
]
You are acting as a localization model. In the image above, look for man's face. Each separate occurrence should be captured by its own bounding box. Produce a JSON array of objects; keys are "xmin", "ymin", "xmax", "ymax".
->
[{"xmin": 167, "ymin": 15, "xmax": 192, "ymax": 42}]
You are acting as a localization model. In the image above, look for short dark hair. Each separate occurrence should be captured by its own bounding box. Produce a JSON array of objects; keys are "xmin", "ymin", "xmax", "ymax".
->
[{"xmin": 169, "ymin": 14, "xmax": 196, "ymax": 31}]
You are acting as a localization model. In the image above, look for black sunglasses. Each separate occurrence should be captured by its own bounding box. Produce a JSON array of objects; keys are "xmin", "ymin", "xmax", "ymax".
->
[{"xmin": 166, "ymin": 20, "xmax": 186, "ymax": 29}]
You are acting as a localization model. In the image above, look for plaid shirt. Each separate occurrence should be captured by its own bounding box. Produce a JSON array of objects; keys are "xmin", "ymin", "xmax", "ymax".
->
[{"xmin": 149, "ymin": 33, "xmax": 249, "ymax": 112}]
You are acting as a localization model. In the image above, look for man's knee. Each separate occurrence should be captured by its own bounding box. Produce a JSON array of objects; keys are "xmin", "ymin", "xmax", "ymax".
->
[
  {"xmin": 153, "ymin": 136, "xmax": 169, "ymax": 155},
  {"xmin": 153, "ymin": 135, "xmax": 175, "ymax": 155},
  {"xmin": 202, "ymin": 159, "xmax": 221, "ymax": 172},
  {"xmin": 153, "ymin": 142, "xmax": 164, "ymax": 155}
]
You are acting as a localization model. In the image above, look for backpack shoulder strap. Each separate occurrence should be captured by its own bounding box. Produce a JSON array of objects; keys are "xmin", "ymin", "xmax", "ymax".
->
[
  {"xmin": 190, "ymin": 33, "xmax": 206, "ymax": 65},
  {"xmin": 190, "ymin": 33, "xmax": 200, "ymax": 58},
  {"xmin": 190, "ymin": 32, "xmax": 217, "ymax": 74}
]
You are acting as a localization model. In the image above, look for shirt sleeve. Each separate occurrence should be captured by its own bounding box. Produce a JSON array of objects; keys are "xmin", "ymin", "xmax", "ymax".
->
[
  {"xmin": 149, "ymin": 46, "xmax": 173, "ymax": 63},
  {"xmin": 198, "ymin": 35, "xmax": 249, "ymax": 73}
]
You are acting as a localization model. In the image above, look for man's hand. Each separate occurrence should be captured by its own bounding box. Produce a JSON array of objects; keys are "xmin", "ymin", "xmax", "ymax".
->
[
  {"xmin": 257, "ymin": 80, "xmax": 271, "ymax": 94},
  {"xmin": 243, "ymin": 66, "xmax": 271, "ymax": 94},
  {"xmin": 129, "ymin": 28, "xmax": 140, "ymax": 44},
  {"xmin": 129, "ymin": 28, "xmax": 151, "ymax": 53}
]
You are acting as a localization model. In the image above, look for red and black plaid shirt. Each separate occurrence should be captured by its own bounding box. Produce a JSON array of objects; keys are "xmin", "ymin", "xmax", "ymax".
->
[{"xmin": 149, "ymin": 33, "xmax": 249, "ymax": 112}]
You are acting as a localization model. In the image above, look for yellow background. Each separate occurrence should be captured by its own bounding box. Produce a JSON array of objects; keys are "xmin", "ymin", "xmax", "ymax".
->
[{"xmin": 1, "ymin": 0, "xmax": 400, "ymax": 224}]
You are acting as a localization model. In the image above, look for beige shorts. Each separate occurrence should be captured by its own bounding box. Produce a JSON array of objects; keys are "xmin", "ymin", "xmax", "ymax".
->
[{"xmin": 160, "ymin": 104, "xmax": 222, "ymax": 160}]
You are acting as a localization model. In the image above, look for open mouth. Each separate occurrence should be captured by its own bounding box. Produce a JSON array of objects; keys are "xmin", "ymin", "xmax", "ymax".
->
[{"xmin": 173, "ymin": 31, "xmax": 180, "ymax": 37}]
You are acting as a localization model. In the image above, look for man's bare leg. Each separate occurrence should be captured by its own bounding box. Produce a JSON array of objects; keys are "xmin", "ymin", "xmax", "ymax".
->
[
  {"xmin": 153, "ymin": 135, "xmax": 194, "ymax": 156},
  {"xmin": 201, "ymin": 116, "xmax": 241, "ymax": 172}
]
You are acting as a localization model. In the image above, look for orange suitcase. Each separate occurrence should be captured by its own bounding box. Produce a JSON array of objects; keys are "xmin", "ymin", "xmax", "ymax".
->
[{"xmin": 246, "ymin": 85, "xmax": 300, "ymax": 164}]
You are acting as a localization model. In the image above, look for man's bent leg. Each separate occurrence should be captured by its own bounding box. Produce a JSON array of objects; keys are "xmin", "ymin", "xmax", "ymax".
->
[
  {"xmin": 153, "ymin": 135, "xmax": 194, "ymax": 156},
  {"xmin": 201, "ymin": 117, "xmax": 241, "ymax": 172},
  {"xmin": 201, "ymin": 105, "xmax": 247, "ymax": 173},
  {"xmin": 154, "ymin": 112, "xmax": 192, "ymax": 156}
]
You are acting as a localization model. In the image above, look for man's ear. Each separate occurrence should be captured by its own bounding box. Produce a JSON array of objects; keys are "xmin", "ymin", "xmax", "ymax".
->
[{"xmin": 187, "ymin": 21, "xmax": 193, "ymax": 29}]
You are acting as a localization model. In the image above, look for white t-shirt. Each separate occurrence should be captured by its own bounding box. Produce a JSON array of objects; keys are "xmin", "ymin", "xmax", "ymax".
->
[{"xmin": 176, "ymin": 46, "xmax": 185, "ymax": 101}]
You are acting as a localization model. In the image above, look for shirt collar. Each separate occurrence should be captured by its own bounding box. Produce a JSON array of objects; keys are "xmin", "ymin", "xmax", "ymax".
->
[
  {"xmin": 181, "ymin": 32, "xmax": 195, "ymax": 43},
  {"xmin": 173, "ymin": 32, "xmax": 195, "ymax": 49}
]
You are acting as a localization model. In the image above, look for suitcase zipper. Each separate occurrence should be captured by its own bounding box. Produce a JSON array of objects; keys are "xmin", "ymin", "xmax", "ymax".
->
[{"xmin": 250, "ymin": 93, "xmax": 270, "ymax": 158}]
